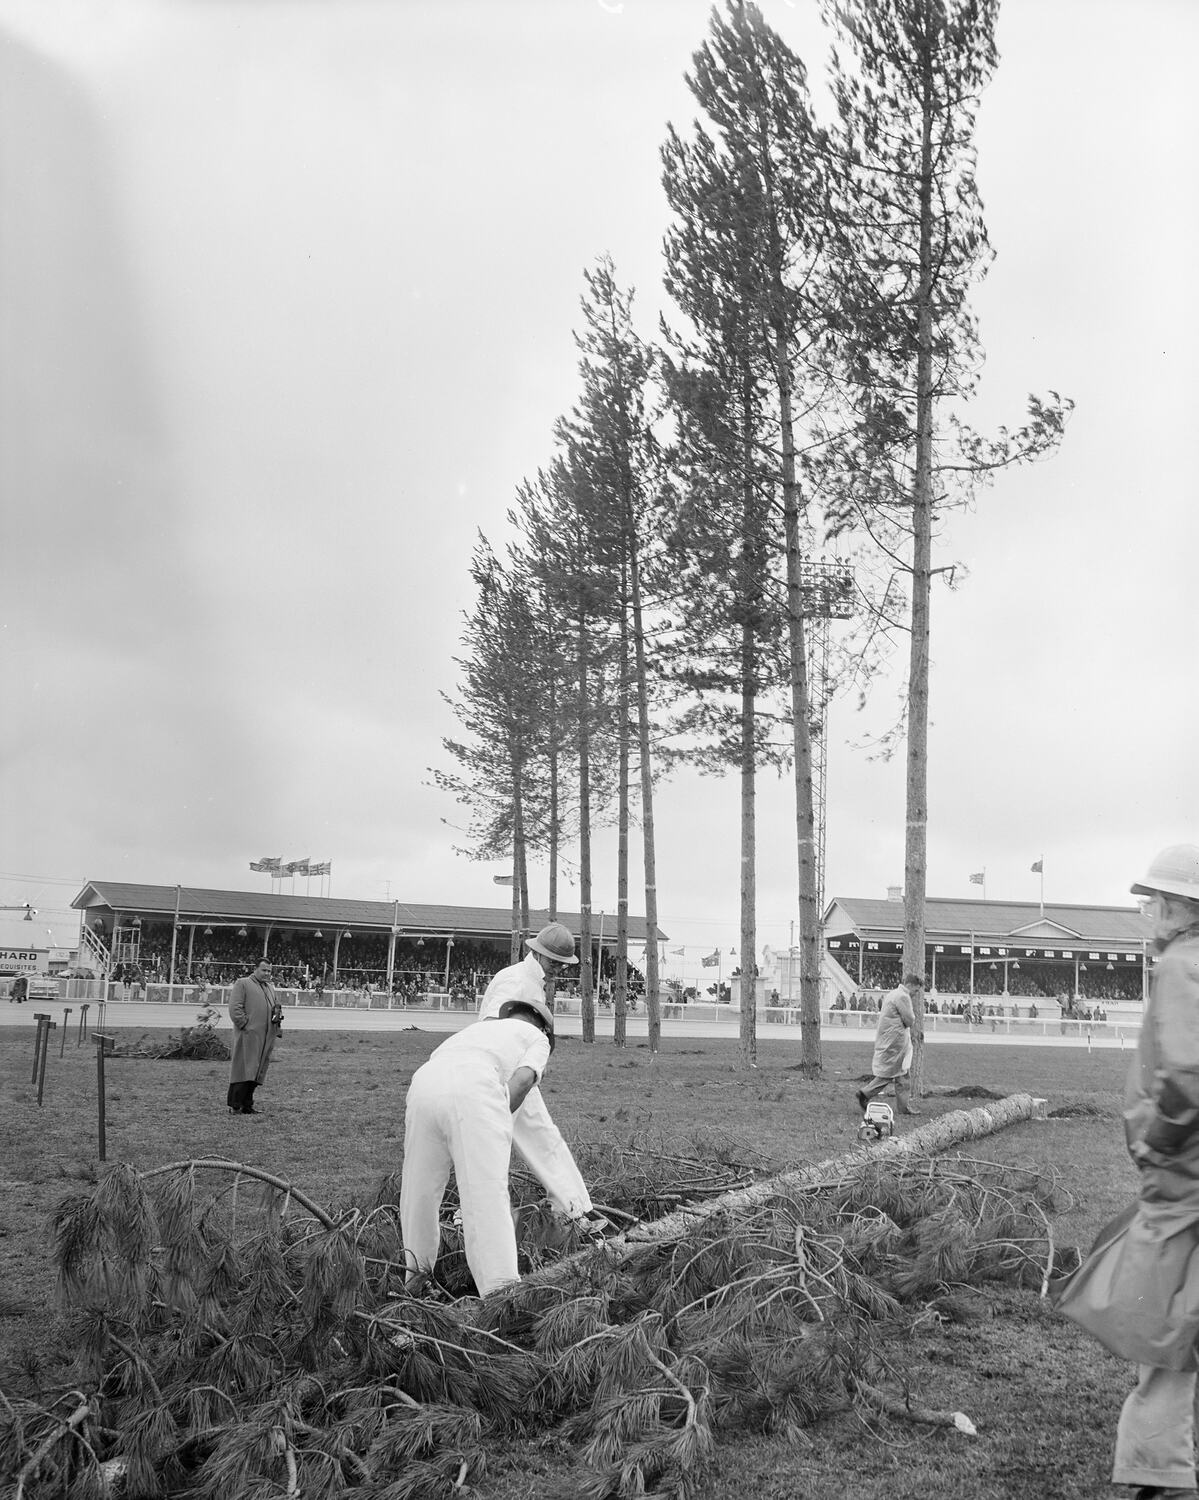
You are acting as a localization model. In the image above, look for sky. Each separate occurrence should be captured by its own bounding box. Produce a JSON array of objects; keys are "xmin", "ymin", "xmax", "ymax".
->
[{"xmin": 0, "ymin": 0, "xmax": 1196, "ymax": 982}]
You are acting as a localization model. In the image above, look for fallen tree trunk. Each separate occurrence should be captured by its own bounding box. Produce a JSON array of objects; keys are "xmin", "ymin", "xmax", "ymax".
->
[{"xmin": 531, "ymin": 1091, "xmax": 1048, "ymax": 1289}]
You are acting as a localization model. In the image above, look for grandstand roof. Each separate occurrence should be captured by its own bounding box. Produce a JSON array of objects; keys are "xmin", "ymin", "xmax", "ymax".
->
[
  {"xmin": 825, "ymin": 894, "xmax": 1150, "ymax": 950},
  {"xmin": 71, "ymin": 881, "xmax": 665, "ymax": 945}
]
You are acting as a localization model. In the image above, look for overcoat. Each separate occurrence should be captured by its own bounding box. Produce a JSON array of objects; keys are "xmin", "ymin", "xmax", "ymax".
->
[
  {"xmin": 1055, "ymin": 925, "xmax": 1199, "ymax": 1368},
  {"xmin": 228, "ymin": 974, "xmax": 280, "ymax": 1086},
  {"xmin": 871, "ymin": 985, "xmax": 915, "ymax": 1079}
]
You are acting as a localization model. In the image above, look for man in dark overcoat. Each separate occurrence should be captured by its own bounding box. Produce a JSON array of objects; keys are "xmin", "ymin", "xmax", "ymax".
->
[{"xmin": 226, "ymin": 957, "xmax": 281, "ymax": 1115}]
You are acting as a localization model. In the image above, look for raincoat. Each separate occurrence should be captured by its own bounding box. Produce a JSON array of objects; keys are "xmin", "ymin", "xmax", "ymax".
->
[
  {"xmin": 228, "ymin": 973, "xmax": 280, "ymax": 1087},
  {"xmin": 1056, "ymin": 925, "xmax": 1199, "ymax": 1368},
  {"xmin": 478, "ymin": 954, "xmax": 592, "ymax": 1218},
  {"xmin": 871, "ymin": 984, "xmax": 915, "ymax": 1079}
]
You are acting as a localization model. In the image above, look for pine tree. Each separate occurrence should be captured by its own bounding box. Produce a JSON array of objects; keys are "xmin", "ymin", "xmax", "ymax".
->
[
  {"xmin": 662, "ymin": 0, "xmax": 832, "ymax": 1068},
  {"xmin": 560, "ymin": 260, "xmax": 670, "ymax": 1051},
  {"xmin": 825, "ymin": 0, "xmax": 1071, "ymax": 1089}
]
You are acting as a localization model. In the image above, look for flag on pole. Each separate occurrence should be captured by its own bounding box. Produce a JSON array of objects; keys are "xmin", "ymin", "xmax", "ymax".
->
[
  {"xmin": 309, "ymin": 862, "xmax": 331, "ymax": 876},
  {"xmin": 671, "ymin": 947, "xmax": 685, "ymax": 956},
  {"xmin": 700, "ymin": 949, "xmax": 720, "ymax": 968},
  {"xmin": 969, "ymin": 872, "xmax": 985, "ymax": 886},
  {"xmin": 1030, "ymin": 859, "xmax": 1043, "ymax": 874},
  {"xmin": 250, "ymin": 857, "xmax": 283, "ymax": 872}
]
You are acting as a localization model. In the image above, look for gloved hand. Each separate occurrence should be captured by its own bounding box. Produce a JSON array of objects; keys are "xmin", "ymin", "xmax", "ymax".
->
[{"xmin": 575, "ymin": 1209, "xmax": 615, "ymax": 1243}]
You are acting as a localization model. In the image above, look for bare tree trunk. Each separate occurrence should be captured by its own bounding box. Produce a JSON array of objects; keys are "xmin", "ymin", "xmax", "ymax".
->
[
  {"xmin": 577, "ymin": 605, "xmax": 596, "ymax": 1044},
  {"xmin": 904, "ymin": 48, "xmax": 937, "ymax": 1098},
  {"xmin": 775, "ymin": 329, "xmax": 821, "ymax": 1073},
  {"xmin": 614, "ymin": 561, "xmax": 630, "ymax": 1049},
  {"xmin": 628, "ymin": 551, "xmax": 662, "ymax": 1053},
  {"xmin": 738, "ymin": 616, "xmax": 757, "ymax": 1068}
]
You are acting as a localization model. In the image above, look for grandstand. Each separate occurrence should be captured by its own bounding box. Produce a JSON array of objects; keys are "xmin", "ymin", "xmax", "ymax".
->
[
  {"xmin": 70, "ymin": 880, "xmax": 664, "ymax": 994},
  {"xmin": 823, "ymin": 893, "xmax": 1151, "ymax": 1007}
]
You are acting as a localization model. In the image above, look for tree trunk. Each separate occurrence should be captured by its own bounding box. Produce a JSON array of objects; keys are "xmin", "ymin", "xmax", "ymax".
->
[
  {"xmin": 628, "ymin": 548, "xmax": 662, "ymax": 1053},
  {"xmin": 525, "ymin": 1092, "xmax": 1048, "ymax": 1289},
  {"xmin": 776, "ymin": 328, "xmax": 821, "ymax": 1073},
  {"xmin": 738, "ymin": 616, "xmax": 757, "ymax": 1068},
  {"xmin": 613, "ymin": 559, "xmax": 630, "ymax": 1049},
  {"xmin": 577, "ymin": 600, "xmax": 596, "ymax": 1044},
  {"xmin": 904, "ymin": 45, "xmax": 937, "ymax": 1098}
]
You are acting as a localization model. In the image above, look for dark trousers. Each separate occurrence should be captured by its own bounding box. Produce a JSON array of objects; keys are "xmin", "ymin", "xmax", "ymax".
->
[{"xmin": 226, "ymin": 1080, "xmax": 258, "ymax": 1113}]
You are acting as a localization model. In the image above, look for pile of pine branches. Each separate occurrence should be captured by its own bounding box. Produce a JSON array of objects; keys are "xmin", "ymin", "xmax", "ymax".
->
[{"xmin": 1, "ymin": 1144, "xmax": 1073, "ymax": 1499}]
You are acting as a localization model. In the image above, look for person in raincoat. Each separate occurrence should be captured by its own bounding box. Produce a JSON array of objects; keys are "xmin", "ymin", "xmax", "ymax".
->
[
  {"xmin": 400, "ymin": 991, "xmax": 558, "ymax": 1296},
  {"xmin": 226, "ymin": 957, "xmax": 282, "ymax": 1115},
  {"xmin": 856, "ymin": 973, "xmax": 923, "ymax": 1117},
  {"xmin": 476, "ymin": 923, "xmax": 596, "ymax": 1224},
  {"xmin": 1056, "ymin": 846, "xmax": 1199, "ymax": 1498}
]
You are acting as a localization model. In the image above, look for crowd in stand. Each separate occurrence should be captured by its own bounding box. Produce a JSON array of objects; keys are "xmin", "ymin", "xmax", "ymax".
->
[
  {"xmin": 100, "ymin": 921, "xmax": 644, "ymax": 1001},
  {"xmin": 851, "ymin": 955, "xmax": 1142, "ymax": 1006}
]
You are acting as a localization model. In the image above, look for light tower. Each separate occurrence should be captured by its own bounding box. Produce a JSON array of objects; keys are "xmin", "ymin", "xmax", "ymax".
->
[{"xmin": 799, "ymin": 559, "xmax": 855, "ymax": 920}]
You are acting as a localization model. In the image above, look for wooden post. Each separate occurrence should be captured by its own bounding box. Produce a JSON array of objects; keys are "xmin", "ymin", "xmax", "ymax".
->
[
  {"xmin": 93, "ymin": 1033, "xmax": 115, "ymax": 1162},
  {"xmin": 36, "ymin": 1021, "xmax": 56, "ymax": 1106},
  {"xmin": 77, "ymin": 1003, "xmax": 90, "ymax": 1044},
  {"xmin": 31, "ymin": 1012, "xmax": 50, "ymax": 1082},
  {"xmin": 60, "ymin": 1008, "xmax": 72, "ymax": 1057}
]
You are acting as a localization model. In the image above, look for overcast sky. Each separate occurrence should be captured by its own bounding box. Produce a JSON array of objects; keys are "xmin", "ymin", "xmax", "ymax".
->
[{"xmin": 0, "ymin": 0, "xmax": 1195, "ymax": 978}]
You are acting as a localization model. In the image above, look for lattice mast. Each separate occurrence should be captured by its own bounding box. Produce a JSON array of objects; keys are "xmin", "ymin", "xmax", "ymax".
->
[{"xmin": 799, "ymin": 560, "xmax": 854, "ymax": 921}]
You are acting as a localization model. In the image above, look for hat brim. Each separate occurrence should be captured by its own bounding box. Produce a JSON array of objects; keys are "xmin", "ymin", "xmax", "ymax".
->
[{"xmin": 527, "ymin": 938, "xmax": 578, "ymax": 964}]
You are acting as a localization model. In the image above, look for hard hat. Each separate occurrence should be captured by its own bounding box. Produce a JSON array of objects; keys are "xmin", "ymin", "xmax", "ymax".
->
[
  {"xmin": 1131, "ymin": 845, "xmax": 1199, "ymax": 902},
  {"xmin": 527, "ymin": 922, "xmax": 578, "ymax": 965},
  {"xmin": 497, "ymin": 995, "xmax": 555, "ymax": 1047}
]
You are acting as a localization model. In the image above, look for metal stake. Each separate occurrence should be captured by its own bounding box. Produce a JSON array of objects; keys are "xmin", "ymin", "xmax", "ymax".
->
[
  {"xmin": 93, "ymin": 1033, "xmax": 114, "ymax": 1162},
  {"xmin": 77, "ymin": 1003, "xmax": 90, "ymax": 1044},
  {"xmin": 36, "ymin": 1021, "xmax": 56, "ymax": 1106},
  {"xmin": 60, "ymin": 1008, "xmax": 72, "ymax": 1057},
  {"xmin": 31, "ymin": 1012, "xmax": 50, "ymax": 1082}
]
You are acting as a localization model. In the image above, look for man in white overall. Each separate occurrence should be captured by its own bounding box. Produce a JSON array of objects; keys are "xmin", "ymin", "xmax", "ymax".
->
[
  {"xmin": 477, "ymin": 923, "xmax": 594, "ymax": 1221},
  {"xmin": 400, "ymin": 992, "xmax": 558, "ymax": 1296}
]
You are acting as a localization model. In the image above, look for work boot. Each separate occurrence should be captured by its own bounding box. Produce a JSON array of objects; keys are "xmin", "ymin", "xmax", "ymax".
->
[
  {"xmin": 855, "ymin": 1090, "xmax": 868, "ymax": 1113},
  {"xmin": 900, "ymin": 1106, "xmax": 923, "ymax": 1116}
]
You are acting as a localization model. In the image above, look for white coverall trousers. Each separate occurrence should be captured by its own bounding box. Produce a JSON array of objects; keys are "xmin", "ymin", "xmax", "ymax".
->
[{"xmin": 400, "ymin": 1054, "xmax": 520, "ymax": 1296}]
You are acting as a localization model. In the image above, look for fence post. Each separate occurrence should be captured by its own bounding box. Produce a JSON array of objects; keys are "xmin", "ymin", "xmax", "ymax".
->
[
  {"xmin": 60, "ymin": 1008, "xmax": 72, "ymax": 1057},
  {"xmin": 36, "ymin": 1020, "xmax": 56, "ymax": 1106},
  {"xmin": 77, "ymin": 1003, "xmax": 90, "ymax": 1045},
  {"xmin": 93, "ymin": 1033, "xmax": 115, "ymax": 1162},
  {"xmin": 31, "ymin": 1012, "xmax": 50, "ymax": 1083}
]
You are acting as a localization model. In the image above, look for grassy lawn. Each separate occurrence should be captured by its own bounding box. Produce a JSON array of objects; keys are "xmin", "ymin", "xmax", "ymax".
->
[{"xmin": 0, "ymin": 1020, "xmax": 1140, "ymax": 1498}]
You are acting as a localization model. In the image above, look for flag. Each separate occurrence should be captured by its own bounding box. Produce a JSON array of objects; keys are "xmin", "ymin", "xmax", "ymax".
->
[
  {"xmin": 969, "ymin": 872, "xmax": 984, "ymax": 886},
  {"xmin": 1030, "ymin": 860, "xmax": 1043, "ymax": 874},
  {"xmin": 250, "ymin": 856, "xmax": 283, "ymax": 872},
  {"xmin": 284, "ymin": 859, "xmax": 310, "ymax": 875},
  {"xmin": 309, "ymin": 862, "xmax": 331, "ymax": 876},
  {"xmin": 700, "ymin": 949, "xmax": 720, "ymax": 968},
  {"xmin": 671, "ymin": 946, "xmax": 685, "ymax": 956}
]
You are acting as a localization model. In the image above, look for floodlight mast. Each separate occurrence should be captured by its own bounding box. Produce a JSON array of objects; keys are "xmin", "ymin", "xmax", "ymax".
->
[{"xmin": 798, "ymin": 559, "xmax": 855, "ymax": 925}]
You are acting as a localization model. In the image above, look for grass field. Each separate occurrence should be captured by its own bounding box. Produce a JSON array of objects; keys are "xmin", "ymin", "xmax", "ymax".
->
[{"xmin": 0, "ymin": 1019, "xmax": 1142, "ymax": 1499}]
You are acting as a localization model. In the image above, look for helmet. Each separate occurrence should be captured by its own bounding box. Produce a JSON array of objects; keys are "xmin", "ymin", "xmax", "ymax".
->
[
  {"xmin": 527, "ymin": 922, "xmax": 578, "ymax": 965},
  {"xmin": 1131, "ymin": 845, "xmax": 1199, "ymax": 901},
  {"xmin": 497, "ymin": 995, "xmax": 555, "ymax": 1047}
]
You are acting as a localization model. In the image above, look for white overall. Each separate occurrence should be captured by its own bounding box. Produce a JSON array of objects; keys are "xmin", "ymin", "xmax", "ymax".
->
[
  {"xmin": 478, "ymin": 954, "xmax": 592, "ymax": 1217},
  {"xmin": 400, "ymin": 1017, "xmax": 550, "ymax": 1296}
]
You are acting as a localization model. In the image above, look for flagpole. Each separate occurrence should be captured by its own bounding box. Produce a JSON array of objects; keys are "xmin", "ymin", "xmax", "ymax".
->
[{"xmin": 1040, "ymin": 858, "xmax": 1044, "ymax": 919}]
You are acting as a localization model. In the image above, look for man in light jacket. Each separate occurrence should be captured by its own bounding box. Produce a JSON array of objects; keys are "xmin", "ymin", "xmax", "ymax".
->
[
  {"xmin": 1057, "ymin": 845, "xmax": 1199, "ymax": 1497},
  {"xmin": 477, "ymin": 923, "xmax": 594, "ymax": 1222},
  {"xmin": 226, "ymin": 957, "xmax": 281, "ymax": 1115},
  {"xmin": 856, "ymin": 972, "xmax": 923, "ymax": 1117}
]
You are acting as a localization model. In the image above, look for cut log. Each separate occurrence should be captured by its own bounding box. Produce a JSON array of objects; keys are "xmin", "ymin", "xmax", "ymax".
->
[{"xmin": 523, "ymin": 1092, "xmax": 1048, "ymax": 1291}]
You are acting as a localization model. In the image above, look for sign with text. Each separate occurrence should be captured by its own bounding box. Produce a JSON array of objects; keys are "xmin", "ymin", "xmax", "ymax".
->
[{"xmin": 0, "ymin": 949, "xmax": 40, "ymax": 974}]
